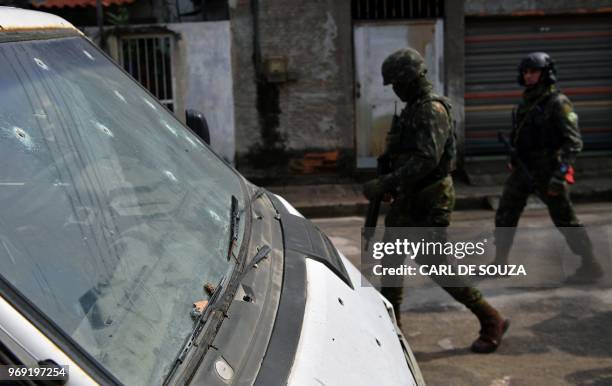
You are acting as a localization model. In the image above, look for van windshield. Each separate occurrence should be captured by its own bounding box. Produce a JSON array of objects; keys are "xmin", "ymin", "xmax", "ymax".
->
[{"xmin": 0, "ymin": 35, "xmax": 245, "ymax": 385}]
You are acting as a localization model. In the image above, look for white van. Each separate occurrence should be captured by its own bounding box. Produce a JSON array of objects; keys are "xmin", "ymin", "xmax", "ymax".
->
[{"xmin": 0, "ymin": 7, "xmax": 425, "ymax": 386}]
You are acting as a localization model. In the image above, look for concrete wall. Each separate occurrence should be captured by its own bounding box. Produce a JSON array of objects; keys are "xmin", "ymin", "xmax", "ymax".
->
[
  {"xmin": 465, "ymin": 0, "xmax": 612, "ymax": 16},
  {"xmin": 170, "ymin": 21, "xmax": 236, "ymax": 163},
  {"xmin": 83, "ymin": 22, "xmax": 235, "ymax": 163},
  {"xmin": 229, "ymin": 0, "xmax": 355, "ymax": 174}
]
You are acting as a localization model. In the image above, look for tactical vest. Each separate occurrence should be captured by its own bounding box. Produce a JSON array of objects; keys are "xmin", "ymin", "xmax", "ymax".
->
[
  {"xmin": 392, "ymin": 94, "xmax": 457, "ymax": 183},
  {"xmin": 512, "ymin": 91, "xmax": 565, "ymax": 162}
]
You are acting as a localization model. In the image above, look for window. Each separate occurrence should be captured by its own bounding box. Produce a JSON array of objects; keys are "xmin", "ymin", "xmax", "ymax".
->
[
  {"xmin": 119, "ymin": 35, "xmax": 175, "ymax": 111},
  {"xmin": 352, "ymin": 0, "xmax": 444, "ymax": 20}
]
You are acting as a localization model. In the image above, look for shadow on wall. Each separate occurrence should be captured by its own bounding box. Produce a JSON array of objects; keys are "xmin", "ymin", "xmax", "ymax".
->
[{"xmin": 243, "ymin": 79, "xmax": 289, "ymax": 169}]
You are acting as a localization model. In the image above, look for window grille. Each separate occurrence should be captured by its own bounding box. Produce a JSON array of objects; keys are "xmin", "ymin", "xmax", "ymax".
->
[
  {"xmin": 352, "ymin": 0, "xmax": 444, "ymax": 20},
  {"xmin": 119, "ymin": 35, "xmax": 175, "ymax": 111}
]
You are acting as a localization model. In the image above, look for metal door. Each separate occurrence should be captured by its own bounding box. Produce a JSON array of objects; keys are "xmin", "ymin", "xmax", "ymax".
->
[
  {"xmin": 354, "ymin": 20, "xmax": 444, "ymax": 168},
  {"xmin": 465, "ymin": 15, "xmax": 612, "ymax": 155}
]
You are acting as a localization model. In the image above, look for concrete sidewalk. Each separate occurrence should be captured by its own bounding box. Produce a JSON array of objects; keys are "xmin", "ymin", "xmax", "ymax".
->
[{"xmin": 265, "ymin": 177, "xmax": 612, "ymax": 218}]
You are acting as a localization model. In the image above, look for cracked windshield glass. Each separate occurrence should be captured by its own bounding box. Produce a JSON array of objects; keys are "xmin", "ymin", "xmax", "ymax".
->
[{"xmin": 0, "ymin": 35, "xmax": 245, "ymax": 385}]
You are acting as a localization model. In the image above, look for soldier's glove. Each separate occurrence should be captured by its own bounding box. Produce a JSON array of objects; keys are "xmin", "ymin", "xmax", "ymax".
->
[
  {"xmin": 363, "ymin": 178, "xmax": 385, "ymax": 201},
  {"xmin": 547, "ymin": 163, "xmax": 574, "ymax": 196},
  {"xmin": 363, "ymin": 176, "xmax": 396, "ymax": 201},
  {"xmin": 547, "ymin": 174, "xmax": 566, "ymax": 197}
]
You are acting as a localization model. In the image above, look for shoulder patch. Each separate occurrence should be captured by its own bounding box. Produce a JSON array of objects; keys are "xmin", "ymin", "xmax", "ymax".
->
[
  {"xmin": 433, "ymin": 101, "xmax": 447, "ymax": 114},
  {"xmin": 561, "ymin": 102, "xmax": 578, "ymax": 125},
  {"xmin": 567, "ymin": 111, "xmax": 578, "ymax": 126}
]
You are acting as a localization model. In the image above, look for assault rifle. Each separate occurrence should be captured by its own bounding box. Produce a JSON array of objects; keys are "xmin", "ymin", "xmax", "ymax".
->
[{"xmin": 497, "ymin": 131, "xmax": 534, "ymax": 187}]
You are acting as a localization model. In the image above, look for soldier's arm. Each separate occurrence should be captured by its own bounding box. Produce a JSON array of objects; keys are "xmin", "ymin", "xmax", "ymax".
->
[
  {"xmin": 551, "ymin": 94, "xmax": 583, "ymax": 165},
  {"xmin": 510, "ymin": 106, "xmax": 518, "ymax": 144},
  {"xmin": 383, "ymin": 101, "xmax": 450, "ymax": 188}
]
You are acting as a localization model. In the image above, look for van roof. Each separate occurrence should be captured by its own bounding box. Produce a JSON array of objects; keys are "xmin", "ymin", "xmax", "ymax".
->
[{"xmin": 0, "ymin": 6, "xmax": 78, "ymax": 32}]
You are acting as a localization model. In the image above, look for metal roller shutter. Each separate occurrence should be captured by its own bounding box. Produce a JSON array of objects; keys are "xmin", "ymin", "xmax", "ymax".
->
[{"xmin": 465, "ymin": 15, "xmax": 612, "ymax": 155}]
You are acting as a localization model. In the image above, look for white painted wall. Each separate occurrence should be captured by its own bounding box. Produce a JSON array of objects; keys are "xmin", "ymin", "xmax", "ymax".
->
[{"xmin": 169, "ymin": 21, "xmax": 235, "ymax": 163}]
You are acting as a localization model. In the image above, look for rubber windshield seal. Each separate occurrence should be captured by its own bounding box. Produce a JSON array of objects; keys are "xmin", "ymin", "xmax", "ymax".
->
[{"xmin": 254, "ymin": 194, "xmax": 307, "ymax": 386}]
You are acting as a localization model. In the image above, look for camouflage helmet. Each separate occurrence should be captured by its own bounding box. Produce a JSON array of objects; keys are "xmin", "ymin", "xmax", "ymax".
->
[{"xmin": 382, "ymin": 48, "xmax": 427, "ymax": 85}]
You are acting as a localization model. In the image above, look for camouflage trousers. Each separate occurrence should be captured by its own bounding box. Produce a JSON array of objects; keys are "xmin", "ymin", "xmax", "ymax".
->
[
  {"xmin": 494, "ymin": 167, "xmax": 594, "ymax": 262},
  {"xmin": 380, "ymin": 176, "xmax": 484, "ymax": 315}
]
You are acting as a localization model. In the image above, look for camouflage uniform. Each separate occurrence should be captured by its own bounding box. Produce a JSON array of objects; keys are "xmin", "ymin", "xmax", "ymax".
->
[
  {"xmin": 494, "ymin": 53, "xmax": 602, "ymax": 283},
  {"xmin": 364, "ymin": 48, "xmax": 508, "ymax": 353},
  {"xmin": 379, "ymin": 86, "xmax": 484, "ymax": 315}
]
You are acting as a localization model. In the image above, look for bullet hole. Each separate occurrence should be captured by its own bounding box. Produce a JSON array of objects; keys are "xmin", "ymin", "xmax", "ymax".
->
[
  {"xmin": 91, "ymin": 120, "xmax": 114, "ymax": 138},
  {"xmin": 243, "ymin": 295, "xmax": 252, "ymax": 303},
  {"xmin": 145, "ymin": 99, "xmax": 157, "ymax": 110},
  {"xmin": 83, "ymin": 50, "xmax": 95, "ymax": 61},
  {"xmin": 114, "ymin": 90, "xmax": 126, "ymax": 103},
  {"xmin": 11, "ymin": 126, "xmax": 36, "ymax": 151},
  {"xmin": 338, "ymin": 297, "xmax": 344, "ymax": 306},
  {"xmin": 162, "ymin": 121, "xmax": 178, "ymax": 136},
  {"xmin": 34, "ymin": 58, "xmax": 49, "ymax": 70},
  {"xmin": 184, "ymin": 135, "xmax": 198, "ymax": 148},
  {"xmin": 376, "ymin": 338, "xmax": 381, "ymax": 347},
  {"xmin": 164, "ymin": 170, "xmax": 178, "ymax": 182}
]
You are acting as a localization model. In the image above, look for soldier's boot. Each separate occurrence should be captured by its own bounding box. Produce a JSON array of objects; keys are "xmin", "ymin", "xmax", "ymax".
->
[
  {"xmin": 491, "ymin": 234, "xmax": 512, "ymax": 266},
  {"xmin": 380, "ymin": 287, "xmax": 403, "ymax": 330},
  {"xmin": 566, "ymin": 254, "xmax": 604, "ymax": 285},
  {"xmin": 469, "ymin": 301, "xmax": 510, "ymax": 354},
  {"xmin": 481, "ymin": 246, "xmax": 511, "ymax": 280},
  {"xmin": 560, "ymin": 226, "xmax": 604, "ymax": 284},
  {"xmin": 481, "ymin": 229, "xmax": 514, "ymax": 279}
]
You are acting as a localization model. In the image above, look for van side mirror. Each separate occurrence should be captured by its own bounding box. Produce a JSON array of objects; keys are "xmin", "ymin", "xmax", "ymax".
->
[{"xmin": 185, "ymin": 109, "xmax": 210, "ymax": 145}]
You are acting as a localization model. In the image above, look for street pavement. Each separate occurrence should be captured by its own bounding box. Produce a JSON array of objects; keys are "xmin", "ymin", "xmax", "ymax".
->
[{"xmin": 312, "ymin": 202, "xmax": 612, "ymax": 386}]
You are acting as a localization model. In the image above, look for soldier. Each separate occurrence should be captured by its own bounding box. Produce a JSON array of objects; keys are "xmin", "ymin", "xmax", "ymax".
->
[
  {"xmin": 363, "ymin": 48, "xmax": 509, "ymax": 354},
  {"xmin": 493, "ymin": 52, "xmax": 603, "ymax": 284}
]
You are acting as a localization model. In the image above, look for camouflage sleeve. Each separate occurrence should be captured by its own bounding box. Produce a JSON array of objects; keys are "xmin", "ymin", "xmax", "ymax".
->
[
  {"xmin": 383, "ymin": 101, "xmax": 450, "ymax": 188},
  {"xmin": 551, "ymin": 93, "xmax": 582, "ymax": 165}
]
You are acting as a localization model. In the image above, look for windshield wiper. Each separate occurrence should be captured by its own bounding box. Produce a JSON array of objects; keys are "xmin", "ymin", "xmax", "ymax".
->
[
  {"xmin": 165, "ymin": 192, "xmax": 267, "ymax": 384},
  {"xmin": 163, "ymin": 275, "xmax": 226, "ymax": 385},
  {"xmin": 250, "ymin": 187, "xmax": 266, "ymax": 202},
  {"xmin": 238, "ymin": 245, "xmax": 271, "ymax": 283},
  {"xmin": 164, "ymin": 242, "xmax": 272, "ymax": 385},
  {"xmin": 227, "ymin": 195, "xmax": 240, "ymax": 262}
]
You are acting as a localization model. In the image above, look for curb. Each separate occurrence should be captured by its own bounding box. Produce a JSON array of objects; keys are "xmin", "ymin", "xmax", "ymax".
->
[{"xmin": 289, "ymin": 189, "xmax": 612, "ymax": 219}]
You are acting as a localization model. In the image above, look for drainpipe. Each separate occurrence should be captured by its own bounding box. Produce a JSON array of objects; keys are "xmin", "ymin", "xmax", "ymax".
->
[
  {"xmin": 96, "ymin": 0, "xmax": 106, "ymax": 51},
  {"xmin": 251, "ymin": 0, "xmax": 262, "ymax": 78}
]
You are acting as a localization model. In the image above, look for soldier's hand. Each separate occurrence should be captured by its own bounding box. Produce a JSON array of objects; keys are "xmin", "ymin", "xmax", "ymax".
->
[
  {"xmin": 363, "ymin": 178, "xmax": 384, "ymax": 200},
  {"xmin": 547, "ymin": 174, "xmax": 566, "ymax": 196},
  {"xmin": 382, "ymin": 193, "xmax": 393, "ymax": 203}
]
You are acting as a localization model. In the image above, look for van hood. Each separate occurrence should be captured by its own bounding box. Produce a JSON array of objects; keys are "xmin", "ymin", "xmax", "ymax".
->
[{"xmin": 269, "ymin": 195, "xmax": 418, "ymax": 386}]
